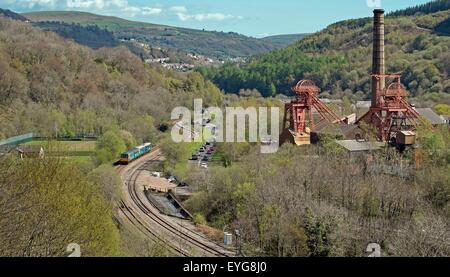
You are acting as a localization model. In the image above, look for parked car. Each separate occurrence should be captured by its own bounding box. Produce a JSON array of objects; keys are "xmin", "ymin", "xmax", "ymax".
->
[
  {"xmin": 200, "ymin": 163, "xmax": 208, "ymax": 169},
  {"xmin": 202, "ymin": 156, "xmax": 209, "ymax": 162},
  {"xmin": 152, "ymin": 172, "xmax": 161, "ymax": 177},
  {"xmin": 178, "ymin": 182, "xmax": 189, "ymax": 187},
  {"xmin": 191, "ymin": 154, "xmax": 198, "ymax": 160},
  {"xmin": 167, "ymin": 176, "xmax": 176, "ymax": 183}
]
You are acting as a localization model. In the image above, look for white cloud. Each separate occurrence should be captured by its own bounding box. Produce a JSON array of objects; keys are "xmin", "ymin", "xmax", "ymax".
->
[
  {"xmin": 66, "ymin": 0, "xmax": 162, "ymax": 17},
  {"xmin": 141, "ymin": 7, "xmax": 162, "ymax": 16},
  {"xmin": 176, "ymin": 12, "xmax": 191, "ymax": 21},
  {"xmin": 169, "ymin": 6, "xmax": 187, "ymax": 13},
  {"xmin": 170, "ymin": 5, "xmax": 242, "ymax": 22},
  {"xmin": 176, "ymin": 12, "xmax": 242, "ymax": 22},
  {"xmin": 66, "ymin": 0, "xmax": 95, "ymax": 9},
  {"xmin": 23, "ymin": 0, "xmax": 57, "ymax": 8}
]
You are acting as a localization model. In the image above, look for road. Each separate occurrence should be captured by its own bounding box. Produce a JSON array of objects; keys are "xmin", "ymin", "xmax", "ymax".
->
[{"xmin": 116, "ymin": 147, "xmax": 234, "ymax": 257}]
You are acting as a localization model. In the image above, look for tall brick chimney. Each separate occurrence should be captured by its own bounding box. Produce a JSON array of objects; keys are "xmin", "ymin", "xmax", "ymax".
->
[{"xmin": 371, "ymin": 9, "xmax": 385, "ymax": 108}]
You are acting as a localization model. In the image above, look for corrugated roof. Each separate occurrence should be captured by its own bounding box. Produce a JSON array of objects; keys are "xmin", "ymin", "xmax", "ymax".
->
[
  {"xmin": 336, "ymin": 140, "xmax": 385, "ymax": 152},
  {"xmin": 416, "ymin": 108, "xmax": 446, "ymax": 125},
  {"xmin": 356, "ymin": 101, "xmax": 371, "ymax": 108},
  {"xmin": 313, "ymin": 123, "xmax": 360, "ymax": 137},
  {"xmin": 16, "ymin": 145, "xmax": 43, "ymax": 153}
]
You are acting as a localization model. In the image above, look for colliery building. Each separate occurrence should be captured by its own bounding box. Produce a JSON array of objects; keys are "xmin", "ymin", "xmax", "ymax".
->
[{"xmin": 0, "ymin": 145, "xmax": 44, "ymax": 159}]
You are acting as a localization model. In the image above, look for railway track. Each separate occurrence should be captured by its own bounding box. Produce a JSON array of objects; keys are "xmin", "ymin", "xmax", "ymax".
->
[
  {"xmin": 116, "ymin": 147, "xmax": 233, "ymax": 257},
  {"xmin": 118, "ymin": 199, "xmax": 189, "ymax": 257}
]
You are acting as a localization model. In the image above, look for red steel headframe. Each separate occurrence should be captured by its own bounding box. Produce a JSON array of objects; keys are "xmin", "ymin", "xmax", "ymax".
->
[{"xmin": 283, "ymin": 80, "xmax": 342, "ymax": 136}]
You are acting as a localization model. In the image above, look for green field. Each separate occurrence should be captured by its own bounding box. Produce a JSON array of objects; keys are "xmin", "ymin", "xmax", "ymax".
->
[
  {"xmin": 25, "ymin": 140, "xmax": 96, "ymax": 164},
  {"xmin": 25, "ymin": 140, "xmax": 96, "ymax": 152}
]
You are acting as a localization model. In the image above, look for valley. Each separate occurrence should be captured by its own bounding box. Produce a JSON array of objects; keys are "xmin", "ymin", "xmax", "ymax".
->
[{"xmin": 0, "ymin": 0, "xmax": 449, "ymax": 260}]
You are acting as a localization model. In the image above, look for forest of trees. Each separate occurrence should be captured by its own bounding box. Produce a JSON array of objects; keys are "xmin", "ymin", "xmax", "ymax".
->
[
  {"xmin": 34, "ymin": 22, "xmax": 119, "ymax": 49},
  {"xmin": 0, "ymin": 17, "xmax": 223, "ymax": 256},
  {"xmin": 388, "ymin": 0, "xmax": 450, "ymax": 16},
  {"xmin": 198, "ymin": 6, "xmax": 450, "ymax": 106},
  {"xmin": 0, "ymin": 18, "xmax": 223, "ymax": 141},
  {"xmin": 0, "ymin": 155, "xmax": 121, "ymax": 256},
  {"xmin": 181, "ymin": 122, "xmax": 450, "ymax": 257}
]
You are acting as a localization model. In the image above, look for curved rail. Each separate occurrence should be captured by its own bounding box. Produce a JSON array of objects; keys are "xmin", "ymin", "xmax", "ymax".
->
[{"xmin": 116, "ymin": 148, "xmax": 233, "ymax": 257}]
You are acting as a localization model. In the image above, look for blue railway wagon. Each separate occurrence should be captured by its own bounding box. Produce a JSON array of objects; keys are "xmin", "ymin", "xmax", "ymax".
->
[
  {"xmin": 142, "ymin": 142, "xmax": 152, "ymax": 154},
  {"xmin": 120, "ymin": 142, "xmax": 152, "ymax": 164}
]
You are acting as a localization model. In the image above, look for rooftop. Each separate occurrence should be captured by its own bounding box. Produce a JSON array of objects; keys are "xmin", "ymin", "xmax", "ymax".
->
[
  {"xmin": 16, "ymin": 145, "xmax": 44, "ymax": 153},
  {"xmin": 415, "ymin": 108, "xmax": 446, "ymax": 125},
  {"xmin": 313, "ymin": 123, "xmax": 360, "ymax": 138},
  {"xmin": 336, "ymin": 140, "xmax": 385, "ymax": 152},
  {"xmin": 0, "ymin": 145, "xmax": 16, "ymax": 154}
]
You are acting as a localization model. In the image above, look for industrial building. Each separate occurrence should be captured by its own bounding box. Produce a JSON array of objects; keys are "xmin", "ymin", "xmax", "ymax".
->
[
  {"xmin": 0, "ymin": 145, "xmax": 44, "ymax": 159},
  {"xmin": 282, "ymin": 9, "xmax": 422, "ymax": 150}
]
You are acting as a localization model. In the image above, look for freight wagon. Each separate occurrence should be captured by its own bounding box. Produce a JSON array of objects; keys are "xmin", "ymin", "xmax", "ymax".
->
[{"xmin": 120, "ymin": 142, "xmax": 152, "ymax": 164}]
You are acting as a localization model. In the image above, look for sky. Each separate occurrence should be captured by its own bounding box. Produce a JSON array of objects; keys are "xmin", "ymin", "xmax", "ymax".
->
[{"xmin": 0, "ymin": 0, "xmax": 433, "ymax": 37}]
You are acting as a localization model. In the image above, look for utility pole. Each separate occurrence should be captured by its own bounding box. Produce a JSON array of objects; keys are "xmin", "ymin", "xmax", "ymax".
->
[{"xmin": 235, "ymin": 229, "xmax": 243, "ymax": 257}]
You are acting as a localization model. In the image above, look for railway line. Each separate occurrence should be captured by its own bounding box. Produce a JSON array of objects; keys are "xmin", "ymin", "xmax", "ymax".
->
[{"xmin": 116, "ymin": 147, "xmax": 234, "ymax": 257}]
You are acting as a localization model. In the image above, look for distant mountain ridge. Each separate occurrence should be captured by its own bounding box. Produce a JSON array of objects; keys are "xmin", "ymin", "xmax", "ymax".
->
[
  {"xmin": 22, "ymin": 11, "xmax": 279, "ymax": 59},
  {"xmin": 262, "ymin": 34, "xmax": 308, "ymax": 47},
  {"xmin": 0, "ymin": 8, "xmax": 28, "ymax": 21}
]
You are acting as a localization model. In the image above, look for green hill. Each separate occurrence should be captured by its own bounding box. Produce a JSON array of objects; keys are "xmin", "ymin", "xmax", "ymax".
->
[
  {"xmin": 0, "ymin": 16, "xmax": 223, "ymax": 140},
  {"xmin": 262, "ymin": 34, "xmax": 308, "ymax": 47},
  {"xmin": 23, "ymin": 11, "xmax": 278, "ymax": 59},
  {"xmin": 197, "ymin": 4, "xmax": 450, "ymax": 105}
]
